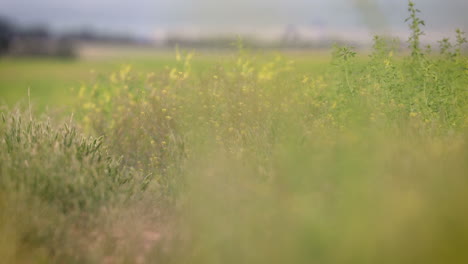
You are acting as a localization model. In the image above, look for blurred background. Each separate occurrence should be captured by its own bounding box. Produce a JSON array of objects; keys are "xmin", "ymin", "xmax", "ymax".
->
[
  {"xmin": 0, "ymin": 0, "xmax": 467, "ymax": 108},
  {"xmin": 0, "ymin": 0, "xmax": 467, "ymax": 57}
]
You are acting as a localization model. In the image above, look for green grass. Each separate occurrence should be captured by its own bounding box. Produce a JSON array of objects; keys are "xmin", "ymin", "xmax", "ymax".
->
[
  {"xmin": 1, "ymin": 3, "xmax": 468, "ymax": 263},
  {"xmin": 0, "ymin": 52, "xmax": 331, "ymax": 110},
  {"xmin": 0, "ymin": 57, "xmax": 180, "ymax": 109}
]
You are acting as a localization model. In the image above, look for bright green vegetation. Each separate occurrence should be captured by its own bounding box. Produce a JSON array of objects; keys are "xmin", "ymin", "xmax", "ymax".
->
[
  {"xmin": 0, "ymin": 56, "xmax": 200, "ymax": 109},
  {"xmin": 0, "ymin": 52, "xmax": 331, "ymax": 110},
  {"xmin": 1, "ymin": 3, "xmax": 468, "ymax": 263}
]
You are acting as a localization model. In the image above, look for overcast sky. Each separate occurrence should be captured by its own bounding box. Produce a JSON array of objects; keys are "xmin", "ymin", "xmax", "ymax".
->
[{"xmin": 1, "ymin": 0, "xmax": 467, "ymax": 37}]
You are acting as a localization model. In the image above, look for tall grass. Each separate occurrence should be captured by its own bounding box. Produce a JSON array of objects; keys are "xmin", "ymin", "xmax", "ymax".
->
[{"xmin": 1, "ymin": 2, "xmax": 468, "ymax": 263}]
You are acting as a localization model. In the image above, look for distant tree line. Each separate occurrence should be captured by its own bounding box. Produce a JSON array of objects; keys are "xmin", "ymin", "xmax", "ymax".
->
[
  {"xmin": 0, "ymin": 17, "xmax": 13, "ymax": 55},
  {"xmin": 0, "ymin": 17, "xmax": 75, "ymax": 57},
  {"xmin": 0, "ymin": 16, "xmax": 147, "ymax": 58}
]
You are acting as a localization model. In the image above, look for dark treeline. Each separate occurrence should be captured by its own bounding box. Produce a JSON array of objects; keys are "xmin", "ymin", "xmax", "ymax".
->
[{"xmin": 0, "ymin": 17, "xmax": 149, "ymax": 58}]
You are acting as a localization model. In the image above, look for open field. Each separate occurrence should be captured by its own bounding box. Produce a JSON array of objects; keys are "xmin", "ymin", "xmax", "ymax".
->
[
  {"xmin": 0, "ymin": 50, "xmax": 331, "ymax": 109},
  {"xmin": 1, "ymin": 5, "xmax": 468, "ymax": 263}
]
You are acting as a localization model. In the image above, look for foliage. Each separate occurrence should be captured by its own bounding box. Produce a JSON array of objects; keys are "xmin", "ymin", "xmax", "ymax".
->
[
  {"xmin": 1, "ymin": 1, "xmax": 468, "ymax": 263},
  {"xmin": 0, "ymin": 110, "xmax": 145, "ymax": 213}
]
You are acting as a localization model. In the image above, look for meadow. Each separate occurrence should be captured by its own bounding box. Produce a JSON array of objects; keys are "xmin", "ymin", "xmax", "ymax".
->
[
  {"xmin": 1, "ymin": 3, "xmax": 468, "ymax": 263},
  {"xmin": 0, "ymin": 50, "xmax": 330, "ymax": 109}
]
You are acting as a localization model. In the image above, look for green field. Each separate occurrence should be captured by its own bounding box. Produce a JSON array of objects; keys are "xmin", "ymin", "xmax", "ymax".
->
[
  {"xmin": 1, "ymin": 5, "xmax": 468, "ymax": 263},
  {"xmin": 0, "ymin": 52, "xmax": 331, "ymax": 109},
  {"xmin": 0, "ymin": 56, "xmax": 203, "ymax": 108}
]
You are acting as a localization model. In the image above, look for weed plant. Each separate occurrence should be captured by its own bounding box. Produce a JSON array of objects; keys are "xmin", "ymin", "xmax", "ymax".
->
[{"xmin": 1, "ymin": 2, "xmax": 468, "ymax": 263}]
